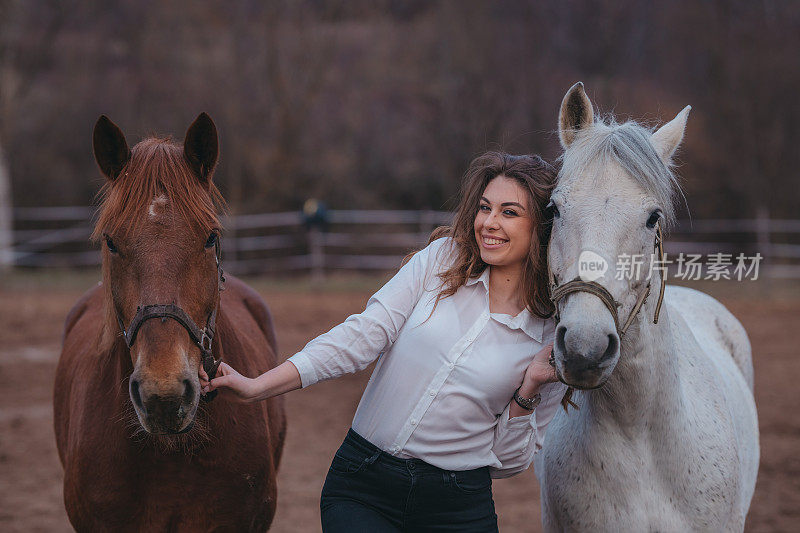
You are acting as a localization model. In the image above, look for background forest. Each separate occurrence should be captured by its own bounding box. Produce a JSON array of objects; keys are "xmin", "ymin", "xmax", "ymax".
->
[{"xmin": 0, "ymin": 0, "xmax": 798, "ymax": 219}]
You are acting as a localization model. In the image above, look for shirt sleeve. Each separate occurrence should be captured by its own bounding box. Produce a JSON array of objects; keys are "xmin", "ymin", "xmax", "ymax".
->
[
  {"xmin": 288, "ymin": 237, "xmax": 453, "ymax": 388},
  {"xmin": 489, "ymin": 381, "xmax": 569, "ymax": 479}
]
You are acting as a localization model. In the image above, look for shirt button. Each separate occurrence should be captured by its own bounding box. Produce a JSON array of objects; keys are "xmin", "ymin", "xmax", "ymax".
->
[
  {"xmin": 448, "ymin": 362, "xmax": 455, "ymax": 369},
  {"xmin": 392, "ymin": 446, "xmax": 399, "ymax": 452},
  {"xmin": 429, "ymin": 390, "xmax": 435, "ymax": 396},
  {"xmin": 410, "ymin": 419, "xmax": 417, "ymax": 426}
]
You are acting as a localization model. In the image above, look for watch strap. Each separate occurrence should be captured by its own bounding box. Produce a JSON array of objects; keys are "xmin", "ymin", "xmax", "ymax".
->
[{"xmin": 513, "ymin": 387, "xmax": 542, "ymax": 411}]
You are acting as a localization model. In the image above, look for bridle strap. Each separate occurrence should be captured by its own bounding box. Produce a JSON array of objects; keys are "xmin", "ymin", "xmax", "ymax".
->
[
  {"xmin": 551, "ymin": 278, "xmax": 622, "ymax": 334},
  {"xmin": 116, "ymin": 237, "xmax": 226, "ymax": 399},
  {"xmin": 122, "ymin": 305, "xmax": 208, "ymax": 349},
  {"xmin": 548, "ymin": 222, "xmax": 665, "ymax": 338},
  {"xmin": 653, "ymin": 223, "xmax": 666, "ymax": 324},
  {"xmin": 620, "ymin": 282, "xmax": 651, "ymax": 335}
]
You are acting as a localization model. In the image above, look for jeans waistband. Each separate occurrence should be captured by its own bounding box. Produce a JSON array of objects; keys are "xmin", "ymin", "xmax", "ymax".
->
[{"xmin": 344, "ymin": 428, "xmax": 487, "ymax": 475}]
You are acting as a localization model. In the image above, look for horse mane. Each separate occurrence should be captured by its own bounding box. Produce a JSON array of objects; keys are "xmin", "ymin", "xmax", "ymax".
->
[
  {"xmin": 91, "ymin": 137, "xmax": 225, "ymax": 241},
  {"xmin": 557, "ymin": 117, "xmax": 683, "ymax": 228}
]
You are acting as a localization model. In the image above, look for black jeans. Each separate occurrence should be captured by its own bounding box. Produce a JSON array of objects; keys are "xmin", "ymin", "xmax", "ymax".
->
[{"xmin": 320, "ymin": 429, "xmax": 499, "ymax": 533}]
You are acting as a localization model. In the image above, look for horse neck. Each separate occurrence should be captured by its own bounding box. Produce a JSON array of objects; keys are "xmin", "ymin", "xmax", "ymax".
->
[{"xmin": 584, "ymin": 284, "xmax": 683, "ymax": 430}]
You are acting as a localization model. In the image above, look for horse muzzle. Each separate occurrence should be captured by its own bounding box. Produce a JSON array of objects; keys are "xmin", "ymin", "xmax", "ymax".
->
[
  {"xmin": 129, "ymin": 371, "xmax": 199, "ymax": 434},
  {"xmin": 555, "ymin": 322, "xmax": 620, "ymax": 389}
]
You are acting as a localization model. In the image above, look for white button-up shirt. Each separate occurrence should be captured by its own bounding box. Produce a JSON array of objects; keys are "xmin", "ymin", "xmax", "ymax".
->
[{"xmin": 288, "ymin": 237, "xmax": 567, "ymax": 478}]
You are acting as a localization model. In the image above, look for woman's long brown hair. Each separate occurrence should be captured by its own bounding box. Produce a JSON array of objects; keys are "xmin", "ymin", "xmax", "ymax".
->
[
  {"xmin": 428, "ymin": 151, "xmax": 556, "ymax": 318},
  {"xmin": 419, "ymin": 151, "xmax": 576, "ymax": 410}
]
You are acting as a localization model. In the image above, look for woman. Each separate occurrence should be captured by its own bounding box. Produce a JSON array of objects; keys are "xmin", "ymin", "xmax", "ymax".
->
[{"xmin": 201, "ymin": 151, "xmax": 568, "ymax": 532}]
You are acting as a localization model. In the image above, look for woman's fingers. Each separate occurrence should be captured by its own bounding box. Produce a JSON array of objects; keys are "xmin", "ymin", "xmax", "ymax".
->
[
  {"xmin": 525, "ymin": 343, "xmax": 558, "ymax": 385},
  {"xmin": 207, "ymin": 374, "xmax": 232, "ymax": 392},
  {"xmin": 534, "ymin": 343, "xmax": 554, "ymax": 362},
  {"xmin": 217, "ymin": 362, "xmax": 236, "ymax": 377}
]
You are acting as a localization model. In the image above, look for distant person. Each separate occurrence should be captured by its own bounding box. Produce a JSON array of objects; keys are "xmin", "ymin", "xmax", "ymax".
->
[{"xmin": 201, "ymin": 152, "xmax": 568, "ymax": 532}]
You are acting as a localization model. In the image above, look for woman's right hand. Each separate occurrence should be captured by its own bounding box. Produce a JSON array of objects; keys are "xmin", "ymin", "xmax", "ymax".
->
[
  {"xmin": 520, "ymin": 343, "xmax": 558, "ymax": 395},
  {"xmin": 201, "ymin": 362, "xmax": 260, "ymax": 403}
]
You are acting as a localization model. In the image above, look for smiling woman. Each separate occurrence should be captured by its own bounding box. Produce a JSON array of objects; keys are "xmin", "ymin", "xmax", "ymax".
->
[
  {"xmin": 204, "ymin": 150, "xmax": 568, "ymax": 532},
  {"xmin": 427, "ymin": 152, "xmax": 556, "ymax": 322}
]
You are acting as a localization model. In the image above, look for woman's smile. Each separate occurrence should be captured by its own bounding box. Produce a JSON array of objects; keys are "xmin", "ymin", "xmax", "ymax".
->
[{"xmin": 481, "ymin": 234, "xmax": 509, "ymax": 248}]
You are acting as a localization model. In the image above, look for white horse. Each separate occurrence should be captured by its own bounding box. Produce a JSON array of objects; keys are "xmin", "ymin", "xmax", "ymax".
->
[{"xmin": 535, "ymin": 83, "xmax": 759, "ymax": 532}]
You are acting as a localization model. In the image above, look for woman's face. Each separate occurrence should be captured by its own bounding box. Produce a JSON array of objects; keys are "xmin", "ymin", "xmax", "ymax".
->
[{"xmin": 473, "ymin": 175, "xmax": 534, "ymax": 269}]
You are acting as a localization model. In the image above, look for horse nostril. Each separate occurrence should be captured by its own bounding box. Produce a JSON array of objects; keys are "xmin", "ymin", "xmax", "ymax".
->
[
  {"xmin": 600, "ymin": 334, "xmax": 619, "ymax": 363},
  {"xmin": 182, "ymin": 379, "xmax": 194, "ymax": 402},
  {"xmin": 556, "ymin": 325, "xmax": 567, "ymax": 355},
  {"xmin": 130, "ymin": 379, "xmax": 144, "ymax": 411}
]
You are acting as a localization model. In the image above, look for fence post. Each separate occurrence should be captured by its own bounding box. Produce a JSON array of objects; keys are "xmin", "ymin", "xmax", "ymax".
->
[
  {"xmin": 0, "ymin": 144, "xmax": 12, "ymax": 271},
  {"xmin": 309, "ymin": 226, "xmax": 325, "ymax": 283},
  {"xmin": 226, "ymin": 213, "xmax": 238, "ymax": 274},
  {"xmin": 419, "ymin": 209, "xmax": 435, "ymax": 244},
  {"xmin": 755, "ymin": 205, "xmax": 771, "ymax": 280}
]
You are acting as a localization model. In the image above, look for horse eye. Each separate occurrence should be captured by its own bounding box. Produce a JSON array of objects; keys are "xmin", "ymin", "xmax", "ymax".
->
[
  {"xmin": 646, "ymin": 211, "xmax": 662, "ymax": 229},
  {"xmin": 104, "ymin": 234, "xmax": 119, "ymax": 254},
  {"xmin": 205, "ymin": 232, "xmax": 218, "ymax": 249},
  {"xmin": 546, "ymin": 200, "xmax": 560, "ymax": 218}
]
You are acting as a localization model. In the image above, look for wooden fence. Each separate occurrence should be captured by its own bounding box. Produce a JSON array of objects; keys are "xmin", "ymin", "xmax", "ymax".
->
[{"xmin": 7, "ymin": 207, "xmax": 800, "ymax": 279}]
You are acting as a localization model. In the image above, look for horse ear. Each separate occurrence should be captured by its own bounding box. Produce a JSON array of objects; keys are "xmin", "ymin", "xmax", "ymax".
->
[
  {"xmin": 184, "ymin": 112, "xmax": 219, "ymax": 183},
  {"xmin": 93, "ymin": 115, "xmax": 130, "ymax": 181},
  {"xmin": 558, "ymin": 82, "xmax": 594, "ymax": 148},
  {"xmin": 651, "ymin": 106, "xmax": 691, "ymax": 164}
]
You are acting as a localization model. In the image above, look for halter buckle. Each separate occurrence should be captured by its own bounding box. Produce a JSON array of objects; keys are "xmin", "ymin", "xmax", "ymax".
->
[{"xmin": 200, "ymin": 329, "xmax": 213, "ymax": 352}]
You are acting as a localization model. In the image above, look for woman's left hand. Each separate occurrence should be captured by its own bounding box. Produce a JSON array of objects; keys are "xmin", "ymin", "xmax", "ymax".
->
[{"xmin": 520, "ymin": 343, "xmax": 557, "ymax": 395}]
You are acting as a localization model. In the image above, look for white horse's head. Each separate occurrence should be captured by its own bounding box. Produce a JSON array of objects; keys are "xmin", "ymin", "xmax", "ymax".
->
[{"xmin": 549, "ymin": 82, "xmax": 690, "ymax": 389}]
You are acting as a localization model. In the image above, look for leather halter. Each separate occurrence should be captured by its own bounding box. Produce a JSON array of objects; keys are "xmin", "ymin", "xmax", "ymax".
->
[
  {"xmin": 116, "ymin": 238, "xmax": 226, "ymax": 400},
  {"xmin": 548, "ymin": 222, "xmax": 666, "ymax": 338}
]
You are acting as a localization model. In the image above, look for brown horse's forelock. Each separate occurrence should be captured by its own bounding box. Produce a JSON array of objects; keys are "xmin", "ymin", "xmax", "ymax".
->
[{"xmin": 91, "ymin": 137, "xmax": 225, "ymax": 242}]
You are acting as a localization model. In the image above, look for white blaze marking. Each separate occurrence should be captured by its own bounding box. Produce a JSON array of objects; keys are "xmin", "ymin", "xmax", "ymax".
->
[{"xmin": 148, "ymin": 195, "xmax": 168, "ymax": 218}]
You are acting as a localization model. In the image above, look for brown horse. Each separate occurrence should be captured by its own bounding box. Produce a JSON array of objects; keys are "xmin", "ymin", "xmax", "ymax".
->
[{"xmin": 54, "ymin": 114, "xmax": 286, "ymax": 531}]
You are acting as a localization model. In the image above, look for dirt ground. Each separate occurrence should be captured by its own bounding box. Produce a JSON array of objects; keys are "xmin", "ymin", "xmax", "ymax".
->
[{"xmin": 0, "ymin": 273, "xmax": 798, "ymax": 532}]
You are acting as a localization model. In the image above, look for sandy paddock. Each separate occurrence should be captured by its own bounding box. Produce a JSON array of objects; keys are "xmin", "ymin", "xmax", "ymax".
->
[{"xmin": 0, "ymin": 274, "xmax": 798, "ymax": 532}]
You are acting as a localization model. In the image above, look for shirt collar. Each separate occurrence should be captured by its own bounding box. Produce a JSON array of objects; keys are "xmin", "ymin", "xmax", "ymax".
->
[
  {"xmin": 465, "ymin": 267, "xmax": 490, "ymax": 289},
  {"xmin": 466, "ymin": 267, "xmax": 545, "ymax": 342},
  {"xmin": 490, "ymin": 310, "xmax": 544, "ymax": 342}
]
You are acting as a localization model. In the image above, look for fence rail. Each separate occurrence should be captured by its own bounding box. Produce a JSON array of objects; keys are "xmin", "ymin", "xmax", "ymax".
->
[{"xmin": 6, "ymin": 207, "xmax": 800, "ymax": 278}]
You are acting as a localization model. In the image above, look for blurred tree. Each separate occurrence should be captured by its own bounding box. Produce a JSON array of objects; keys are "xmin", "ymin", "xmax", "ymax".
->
[
  {"xmin": 0, "ymin": 0, "xmax": 65, "ymax": 268},
  {"xmin": 1, "ymin": 0, "xmax": 798, "ymax": 222}
]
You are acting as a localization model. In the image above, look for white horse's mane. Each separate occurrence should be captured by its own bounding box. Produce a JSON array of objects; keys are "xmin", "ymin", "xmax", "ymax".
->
[{"xmin": 557, "ymin": 117, "xmax": 683, "ymax": 227}]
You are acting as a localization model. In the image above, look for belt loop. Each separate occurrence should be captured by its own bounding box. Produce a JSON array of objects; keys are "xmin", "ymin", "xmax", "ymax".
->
[{"xmin": 365, "ymin": 451, "xmax": 381, "ymax": 465}]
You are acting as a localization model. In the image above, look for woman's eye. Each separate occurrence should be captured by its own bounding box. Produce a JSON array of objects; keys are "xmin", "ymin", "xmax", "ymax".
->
[
  {"xmin": 546, "ymin": 200, "xmax": 560, "ymax": 218},
  {"xmin": 503, "ymin": 209, "xmax": 518, "ymax": 217},
  {"xmin": 646, "ymin": 211, "xmax": 662, "ymax": 229},
  {"xmin": 205, "ymin": 232, "xmax": 218, "ymax": 248},
  {"xmin": 479, "ymin": 204, "xmax": 490, "ymax": 212},
  {"xmin": 104, "ymin": 235, "xmax": 119, "ymax": 254}
]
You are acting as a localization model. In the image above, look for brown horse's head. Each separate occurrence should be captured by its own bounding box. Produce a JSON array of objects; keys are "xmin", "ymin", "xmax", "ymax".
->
[{"xmin": 91, "ymin": 114, "xmax": 225, "ymax": 435}]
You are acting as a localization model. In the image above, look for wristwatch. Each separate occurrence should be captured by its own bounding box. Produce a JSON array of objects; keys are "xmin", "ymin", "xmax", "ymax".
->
[{"xmin": 513, "ymin": 387, "xmax": 542, "ymax": 411}]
